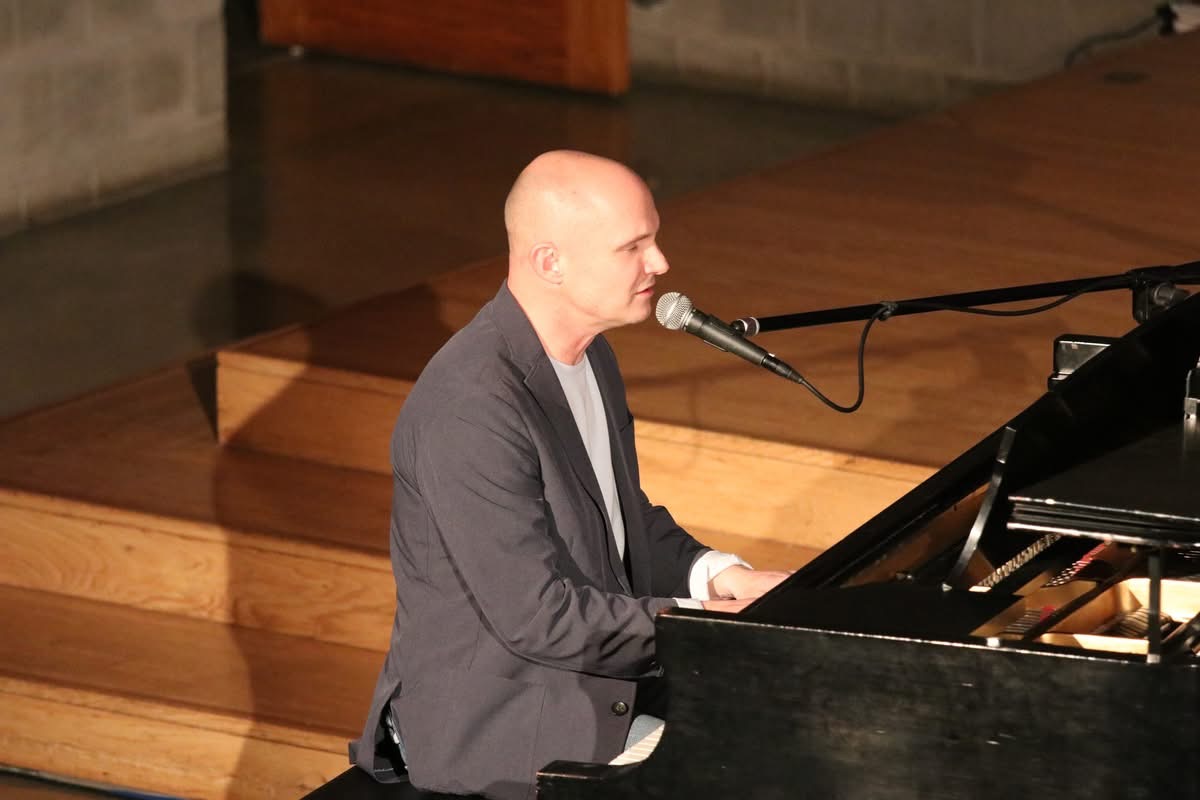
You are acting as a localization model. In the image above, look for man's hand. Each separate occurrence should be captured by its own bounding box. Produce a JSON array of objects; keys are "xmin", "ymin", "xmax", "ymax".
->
[
  {"xmin": 709, "ymin": 565, "xmax": 791, "ymax": 601},
  {"xmin": 700, "ymin": 597, "xmax": 756, "ymax": 613}
]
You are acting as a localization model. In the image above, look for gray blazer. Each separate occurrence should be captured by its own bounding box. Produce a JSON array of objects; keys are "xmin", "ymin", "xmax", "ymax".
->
[{"xmin": 351, "ymin": 282, "xmax": 708, "ymax": 799}]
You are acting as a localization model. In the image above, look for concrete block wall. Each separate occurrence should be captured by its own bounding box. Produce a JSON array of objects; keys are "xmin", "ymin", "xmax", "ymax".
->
[
  {"xmin": 0, "ymin": 0, "xmax": 226, "ymax": 234},
  {"xmin": 631, "ymin": 0, "xmax": 1162, "ymax": 112}
]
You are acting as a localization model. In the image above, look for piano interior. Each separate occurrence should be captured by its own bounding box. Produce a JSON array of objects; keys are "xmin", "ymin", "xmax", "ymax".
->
[{"xmin": 908, "ymin": 530, "xmax": 1200, "ymax": 658}]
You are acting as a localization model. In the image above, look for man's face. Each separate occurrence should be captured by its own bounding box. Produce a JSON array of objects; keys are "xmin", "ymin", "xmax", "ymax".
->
[{"xmin": 557, "ymin": 177, "xmax": 669, "ymax": 333}]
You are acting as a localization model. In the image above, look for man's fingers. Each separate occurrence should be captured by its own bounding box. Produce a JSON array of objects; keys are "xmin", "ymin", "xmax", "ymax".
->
[{"xmin": 700, "ymin": 598, "xmax": 754, "ymax": 613}]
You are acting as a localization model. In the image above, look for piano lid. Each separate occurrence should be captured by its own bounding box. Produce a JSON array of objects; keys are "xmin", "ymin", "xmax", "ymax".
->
[{"xmin": 1009, "ymin": 421, "xmax": 1200, "ymax": 548}]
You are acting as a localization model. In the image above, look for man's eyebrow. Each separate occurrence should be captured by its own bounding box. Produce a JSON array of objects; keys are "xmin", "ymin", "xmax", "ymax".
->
[{"xmin": 615, "ymin": 232, "xmax": 654, "ymax": 250}]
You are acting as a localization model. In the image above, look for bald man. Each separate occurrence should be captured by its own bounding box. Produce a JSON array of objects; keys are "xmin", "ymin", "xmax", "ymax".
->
[{"xmin": 350, "ymin": 152, "xmax": 787, "ymax": 799}]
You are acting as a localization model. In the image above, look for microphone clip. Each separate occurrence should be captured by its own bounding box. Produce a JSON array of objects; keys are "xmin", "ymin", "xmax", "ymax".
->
[{"xmin": 877, "ymin": 301, "xmax": 900, "ymax": 321}]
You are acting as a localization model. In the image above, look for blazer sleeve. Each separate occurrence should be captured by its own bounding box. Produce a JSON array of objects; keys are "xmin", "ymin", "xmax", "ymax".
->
[
  {"xmin": 638, "ymin": 485, "xmax": 709, "ymax": 598},
  {"xmin": 415, "ymin": 391, "xmax": 675, "ymax": 679}
]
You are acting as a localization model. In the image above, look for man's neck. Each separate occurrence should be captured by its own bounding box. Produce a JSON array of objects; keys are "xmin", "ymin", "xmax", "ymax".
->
[
  {"xmin": 542, "ymin": 331, "xmax": 594, "ymax": 366},
  {"xmin": 508, "ymin": 279, "xmax": 597, "ymax": 365}
]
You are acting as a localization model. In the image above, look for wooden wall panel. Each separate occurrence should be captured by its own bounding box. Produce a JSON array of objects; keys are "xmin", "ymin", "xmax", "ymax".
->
[{"xmin": 259, "ymin": 0, "xmax": 628, "ymax": 94}]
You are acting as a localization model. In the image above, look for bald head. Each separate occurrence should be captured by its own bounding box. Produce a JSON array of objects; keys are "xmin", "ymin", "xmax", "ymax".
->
[
  {"xmin": 502, "ymin": 150, "xmax": 668, "ymax": 361},
  {"xmin": 504, "ymin": 150, "xmax": 647, "ymax": 262}
]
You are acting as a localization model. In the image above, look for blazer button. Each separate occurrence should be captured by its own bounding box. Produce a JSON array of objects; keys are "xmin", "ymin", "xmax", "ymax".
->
[{"xmin": 611, "ymin": 701, "xmax": 629, "ymax": 716}]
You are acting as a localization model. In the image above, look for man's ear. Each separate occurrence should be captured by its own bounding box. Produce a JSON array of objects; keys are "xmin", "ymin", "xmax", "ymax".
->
[{"xmin": 530, "ymin": 242, "xmax": 563, "ymax": 285}]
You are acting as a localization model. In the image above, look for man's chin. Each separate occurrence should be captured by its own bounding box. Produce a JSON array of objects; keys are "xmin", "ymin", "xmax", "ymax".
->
[
  {"xmin": 603, "ymin": 296, "xmax": 653, "ymax": 329},
  {"xmin": 629, "ymin": 304, "xmax": 653, "ymax": 325}
]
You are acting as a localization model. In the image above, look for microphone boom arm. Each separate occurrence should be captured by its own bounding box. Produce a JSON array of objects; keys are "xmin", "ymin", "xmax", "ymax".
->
[{"xmin": 731, "ymin": 261, "xmax": 1200, "ymax": 335}]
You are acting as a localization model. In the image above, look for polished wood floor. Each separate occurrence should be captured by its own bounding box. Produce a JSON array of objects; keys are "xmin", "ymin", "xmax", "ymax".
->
[{"xmin": 230, "ymin": 33, "xmax": 1200, "ymax": 472}]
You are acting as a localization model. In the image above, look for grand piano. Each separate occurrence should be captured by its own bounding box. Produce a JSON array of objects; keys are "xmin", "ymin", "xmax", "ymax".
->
[
  {"xmin": 536, "ymin": 289, "xmax": 1200, "ymax": 799},
  {"xmin": 307, "ymin": 281, "xmax": 1200, "ymax": 800}
]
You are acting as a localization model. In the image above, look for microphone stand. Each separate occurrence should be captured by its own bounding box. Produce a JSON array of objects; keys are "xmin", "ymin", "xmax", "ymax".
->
[{"xmin": 730, "ymin": 261, "xmax": 1200, "ymax": 336}]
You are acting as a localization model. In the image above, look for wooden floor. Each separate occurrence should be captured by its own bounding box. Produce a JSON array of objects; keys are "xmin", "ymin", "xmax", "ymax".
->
[
  {"xmin": 225, "ymin": 32, "xmax": 1200, "ymax": 471},
  {"xmin": 5, "ymin": 31, "xmax": 1200, "ymax": 800}
]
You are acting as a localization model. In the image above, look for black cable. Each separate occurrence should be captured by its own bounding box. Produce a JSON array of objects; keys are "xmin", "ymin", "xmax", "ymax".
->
[
  {"xmin": 894, "ymin": 274, "xmax": 1131, "ymax": 317},
  {"xmin": 1064, "ymin": 11, "xmax": 1165, "ymax": 68},
  {"xmin": 789, "ymin": 274, "xmax": 1137, "ymax": 413},
  {"xmin": 789, "ymin": 305, "xmax": 891, "ymax": 414}
]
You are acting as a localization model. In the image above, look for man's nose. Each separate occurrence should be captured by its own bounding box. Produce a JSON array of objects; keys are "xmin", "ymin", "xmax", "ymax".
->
[{"xmin": 646, "ymin": 246, "xmax": 669, "ymax": 275}]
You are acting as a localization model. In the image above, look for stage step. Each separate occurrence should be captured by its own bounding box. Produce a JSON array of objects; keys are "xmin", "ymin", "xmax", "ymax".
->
[
  {"xmin": 0, "ymin": 364, "xmax": 399, "ymax": 652},
  {"xmin": 0, "ymin": 361, "xmax": 826, "ymax": 646},
  {"xmin": 216, "ymin": 271, "xmax": 934, "ymax": 554},
  {"xmin": 0, "ymin": 362, "xmax": 825, "ymax": 799},
  {"xmin": 0, "ymin": 585, "xmax": 372, "ymax": 800},
  {"xmin": 216, "ymin": 30, "xmax": 1200, "ymax": 557}
]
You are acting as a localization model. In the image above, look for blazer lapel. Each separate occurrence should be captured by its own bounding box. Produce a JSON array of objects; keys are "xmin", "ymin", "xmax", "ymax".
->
[
  {"xmin": 590, "ymin": 344, "xmax": 652, "ymax": 596},
  {"xmin": 489, "ymin": 281, "xmax": 633, "ymax": 592},
  {"xmin": 525, "ymin": 359, "xmax": 633, "ymax": 592},
  {"xmin": 524, "ymin": 360, "xmax": 606, "ymax": 514}
]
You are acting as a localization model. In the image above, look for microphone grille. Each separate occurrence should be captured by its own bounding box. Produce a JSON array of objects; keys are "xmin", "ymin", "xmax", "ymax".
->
[{"xmin": 655, "ymin": 292, "xmax": 692, "ymax": 331}]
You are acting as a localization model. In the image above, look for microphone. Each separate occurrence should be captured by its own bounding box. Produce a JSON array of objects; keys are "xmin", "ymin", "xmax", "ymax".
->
[{"xmin": 655, "ymin": 292, "xmax": 801, "ymax": 382}]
